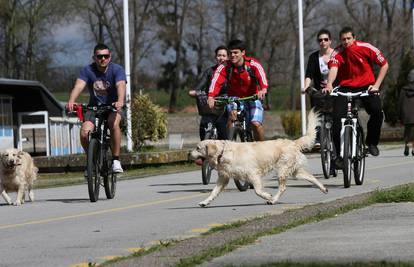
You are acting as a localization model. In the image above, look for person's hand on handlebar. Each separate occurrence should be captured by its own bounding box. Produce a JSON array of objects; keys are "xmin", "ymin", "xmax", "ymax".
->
[
  {"xmin": 368, "ymin": 85, "xmax": 379, "ymax": 94},
  {"xmin": 188, "ymin": 90, "xmax": 197, "ymax": 97},
  {"xmin": 323, "ymin": 83, "xmax": 333, "ymax": 94},
  {"xmin": 112, "ymin": 101, "xmax": 124, "ymax": 111},
  {"xmin": 207, "ymin": 96, "xmax": 215, "ymax": 109},
  {"xmin": 257, "ymin": 90, "xmax": 266, "ymax": 100},
  {"xmin": 66, "ymin": 101, "xmax": 76, "ymax": 112}
]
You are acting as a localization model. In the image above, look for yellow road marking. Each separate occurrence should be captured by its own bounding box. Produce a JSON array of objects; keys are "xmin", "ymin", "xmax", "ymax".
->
[
  {"xmin": 208, "ymin": 223, "xmax": 224, "ymax": 228},
  {"xmin": 1, "ymin": 160, "xmax": 411, "ymax": 231},
  {"xmin": 191, "ymin": 228, "xmax": 209, "ymax": 233},
  {"xmin": 100, "ymin": 255, "xmax": 120, "ymax": 260},
  {"xmin": 68, "ymin": 263, "xmax": 89, "ymax": 267},
  {"xmin": 127, "ymin": 247, "xmax": 145, "ymax": 253},
  {"xmin": 0, "ymin": 193, "xmax": 206, "ymax": 230}
]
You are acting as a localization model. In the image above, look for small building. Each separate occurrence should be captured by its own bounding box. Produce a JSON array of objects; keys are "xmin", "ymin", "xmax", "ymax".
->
[{"xmin": 0, "ymin": 78, "xmax": 82, "ymax": 156}]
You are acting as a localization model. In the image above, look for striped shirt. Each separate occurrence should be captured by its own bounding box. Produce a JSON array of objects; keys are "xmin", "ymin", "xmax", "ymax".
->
[
  {"xmin": 208, "ymin": 56, "xmax": 268, "ymax": 98},
  {"xmin": 328, "ymin": 41, "xmax": 387, "ymax": 88}
]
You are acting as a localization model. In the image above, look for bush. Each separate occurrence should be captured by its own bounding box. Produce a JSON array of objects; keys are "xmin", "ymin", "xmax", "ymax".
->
[
  {"xmin": 280, "ymin": 111, "xmax": 301, "ymax": 137},
  {"xmin": 131, "ymin": 94, "xmax": 168, "ymax": 150}
]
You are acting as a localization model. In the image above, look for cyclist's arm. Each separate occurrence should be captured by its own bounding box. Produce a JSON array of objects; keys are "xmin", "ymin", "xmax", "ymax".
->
[
  {"xmin": 207, "ymin": 64, "xmax": 227, "ymax": 108},
  {"xmin": 113, "ymin": 80, "xmax": 126, "ymax": 111},
  {"xmin": 67, "ymin": 78, "xmax": 86, "ymax": 111},
  {"xmin": 251, "ymin": 60, "xmax": 268, "ymax": 100},
  {"xmin": 189, "ymin": 68, "xmax": 211, "ymax": 97},
  {"xmin": 325, "ymin": 66, "xmax": 338, "ymax": 93},
  {"xmin": 303, "ymin": 77, "xmax": 312, "ymax": 94},
  {"xmin": 368, "ymin": 62, "xmax": 389, "ymax": 92}
]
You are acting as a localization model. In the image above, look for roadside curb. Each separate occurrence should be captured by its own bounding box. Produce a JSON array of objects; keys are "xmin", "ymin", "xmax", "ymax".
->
[{"xmin": 107, "ymin": 184, "xmax": 410, "ymax": 267}]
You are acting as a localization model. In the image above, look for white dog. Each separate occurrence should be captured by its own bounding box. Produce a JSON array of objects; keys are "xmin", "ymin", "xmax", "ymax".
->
[
  {"xmin": 0, "ymin": 148, "xmax": 38, "ymax": 206},
  {"xmin": 190, "ymin": 109, "xmax": 328, "ymax": 207}
]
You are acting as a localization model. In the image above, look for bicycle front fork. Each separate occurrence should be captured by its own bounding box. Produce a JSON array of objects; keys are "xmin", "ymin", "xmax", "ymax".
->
[{"xmin": 340, "ymin": 118, "xmax": 357, "ymax": 158}]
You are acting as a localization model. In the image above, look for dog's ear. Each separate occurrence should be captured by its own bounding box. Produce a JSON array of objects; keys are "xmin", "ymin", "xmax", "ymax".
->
[{"xmin": 16, "ymin": 151, "xmax": 24, "ymax": 164}]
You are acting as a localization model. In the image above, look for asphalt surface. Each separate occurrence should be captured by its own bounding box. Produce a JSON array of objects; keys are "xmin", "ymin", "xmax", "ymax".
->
[
  {"xmin": 1, "ymin": 145, "xmax": 413, "ymax": 267},
  {"xmin": 203, "ymin": 202, "xmax": 414, "ymax": 266},
  {"xmin": 109, "ymin": 145, "xmax": 414, "ymax": 267}
]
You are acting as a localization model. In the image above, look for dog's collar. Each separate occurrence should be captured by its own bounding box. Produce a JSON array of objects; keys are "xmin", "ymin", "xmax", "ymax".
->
[{"xmin": 217, "ymin": 141, "xmax": 226, "ymax": 163}]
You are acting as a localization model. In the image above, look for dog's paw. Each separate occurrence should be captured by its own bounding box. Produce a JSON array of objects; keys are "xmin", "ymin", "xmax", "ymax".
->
[
  {"xmin": 266, "ymin": 200, "xmax": 275, "ymax": 205},
  {"xmin": 322, "ymin": 188, "xmax": 328, "ymax": 194},
  {"xmin": 198, "ymin": 201, "xmax": 209, "ymax": 207},
  {"xmin": 13, "ymin": 201, "xmax": 22, "ymax": 206}
]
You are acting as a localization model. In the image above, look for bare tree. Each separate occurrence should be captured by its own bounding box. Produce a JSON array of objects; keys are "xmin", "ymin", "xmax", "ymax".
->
[
  {"xmin": 155, "ymin": 0, "xmax": 191, "ymax": 112},
  {"xmin": 0, "ymin": 0, "xmax": 75, "ymax": 80},
  {"xmin": 79, "ymin": 0, "xmax": 158, "ymax": 93}
]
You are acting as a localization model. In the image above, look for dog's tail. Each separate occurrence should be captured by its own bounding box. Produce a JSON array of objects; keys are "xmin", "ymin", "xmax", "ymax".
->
[{"xmin": 294, "ymin": 108, "xmax": 320, "ymax": 151}]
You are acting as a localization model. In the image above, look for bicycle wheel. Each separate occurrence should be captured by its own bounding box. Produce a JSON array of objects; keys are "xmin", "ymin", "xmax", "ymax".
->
[
  {"xmin": 87, "ymin": 138, "xmax": 101, "ymax": 202},
  {"xmin": 342, "ymin": 126, "xmax": 352, "ymax": 188},
  {"xmin": 231, "ymin": 128, "xmax": 250, "ymax": 192},
  {"xmin": 103, "ymin": 151, "xmax": 117, "ymax": 199},
  {"xmin": 201, "ymin": 131, "xmax": 213, "ymax": 185},
  {"xmin": 320, "ymin": 123, "xmax": 331, "ymax": 179},
  {"xmin": 353, "ymin": 128, "xmax": 365, "ymax": 185}
]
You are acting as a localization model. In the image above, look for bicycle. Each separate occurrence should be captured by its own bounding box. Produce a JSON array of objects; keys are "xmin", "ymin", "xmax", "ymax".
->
[
  {"xmin": 69, "ymin": 104, "xmax": 117, "ymax": 202},
  {"xmin": 195, "ymin": 91, "xmax": 227, "ymax": 185},
  {"xmin": 215, "ymin": 95, "xmax": 257, "ymax": 191},
  {"xmin": 331, "ymin": 86, "xmax": 368, "ymax": 188},
  {"xmin": 307, "ymin": 87, "xmax": 337, "ymax": 179}
]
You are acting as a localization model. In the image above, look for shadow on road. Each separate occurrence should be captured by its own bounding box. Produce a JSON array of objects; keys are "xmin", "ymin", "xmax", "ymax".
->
[{"xmin": 45, "ymin": 198, "xmax": 91, "ymax": 203}]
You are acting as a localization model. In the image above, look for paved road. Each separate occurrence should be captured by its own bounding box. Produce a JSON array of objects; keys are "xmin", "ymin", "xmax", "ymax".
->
[
  {"xmin": 0, "ymin": 146, "xmax": 412, "ymax": 267},
  {"xmin": 203, "ymin": 202, "xmax": 414, "ymax": 266}
]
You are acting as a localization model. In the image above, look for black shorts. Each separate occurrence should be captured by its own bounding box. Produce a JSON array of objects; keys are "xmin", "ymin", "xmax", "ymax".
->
[{"xmin": 84, "ymin": 109, "xmax": 125, "ymax": 123}]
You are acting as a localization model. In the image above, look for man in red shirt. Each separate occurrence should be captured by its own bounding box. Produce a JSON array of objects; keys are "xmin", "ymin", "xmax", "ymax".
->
[
  {"xmin": 325, "ymin": 26, "xmax": 389, "ymax": 168},
  {"xmin": 207, "ymin": 39, "xmax": 268, "ymax": 141}
]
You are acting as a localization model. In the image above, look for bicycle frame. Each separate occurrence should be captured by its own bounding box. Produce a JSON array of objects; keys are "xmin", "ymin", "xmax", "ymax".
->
[{"xmin": 331, "ymin": 88, "xmax": 369, "ymax": 159}]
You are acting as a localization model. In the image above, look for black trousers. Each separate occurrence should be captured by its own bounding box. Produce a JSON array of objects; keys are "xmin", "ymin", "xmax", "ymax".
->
[
  {"xmin": 199, "ymin": 114, "xmax": 228, "ymax": 140},
  {"xmin": 332, "ymin": 93, "xmax": 383, "ymax": 157}
]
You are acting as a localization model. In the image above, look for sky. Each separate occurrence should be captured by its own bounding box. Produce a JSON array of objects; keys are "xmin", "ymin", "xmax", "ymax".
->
[{"xmin": 50, "ymin": 22, "xmax": 93, "ymax": 67}]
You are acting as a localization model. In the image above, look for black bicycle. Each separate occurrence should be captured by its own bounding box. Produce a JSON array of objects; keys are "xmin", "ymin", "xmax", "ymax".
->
[
  {"xmin": 71, "ymin": 104, "xmax": 117, "ymax": 202},
  {"xmin": 195, "ymin": 91, "xmax": 227, "ymax": 185},
  {"xmin": 216, "ymin": 95, "xmax": 257, "ymax": 191},
  {"xmin": 307, "ymin": 87, "xmax": 337, "ymax": 179},
  {"xmin": 201, "ymin": 114, "xmax": 227, "ymax": 185},
  {"xmin": 331, "ymin": 87, "xmax": 368, "ymax": 188}
]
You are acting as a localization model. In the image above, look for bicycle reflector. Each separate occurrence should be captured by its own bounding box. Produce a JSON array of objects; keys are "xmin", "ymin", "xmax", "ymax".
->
[{"xmin": 75, "ymin": 105, "xmax": 84, "ymax": 122}]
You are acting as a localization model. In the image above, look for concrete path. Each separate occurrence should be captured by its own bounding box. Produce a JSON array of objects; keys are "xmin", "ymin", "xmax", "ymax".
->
[{"xmin": 203, "ymin": 202, "xmax": 414, "ymax": 266}]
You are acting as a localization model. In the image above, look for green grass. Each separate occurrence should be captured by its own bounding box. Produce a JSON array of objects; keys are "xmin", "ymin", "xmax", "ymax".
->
[{"xmin": 53, "ymin": 91, "xmax": 89, "ymax": 103}]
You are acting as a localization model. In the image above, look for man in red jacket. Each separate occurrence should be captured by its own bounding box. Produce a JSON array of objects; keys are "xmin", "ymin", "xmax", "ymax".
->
[
  {"xmin": 325, "ymin": 26, "xmax": 389, "ymax": 168},
  {"xmin": 207, "ymin": 39, "xmax": 268, "ymax": 141}
]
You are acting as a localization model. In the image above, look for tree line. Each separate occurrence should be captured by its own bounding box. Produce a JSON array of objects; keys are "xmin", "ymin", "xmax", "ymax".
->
[{"xmin": 0, "ymin": 0, "xmax": 412, "ymax": 116}]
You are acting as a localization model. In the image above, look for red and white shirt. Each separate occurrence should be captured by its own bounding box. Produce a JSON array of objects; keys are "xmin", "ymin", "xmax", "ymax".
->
[
  {"xmin": 208, "ymin": 56, "xmax": 268, "ymax": 98},
  {"xmin": 328, "ymin": 41, "xmax": 387, "ymax": 88}
]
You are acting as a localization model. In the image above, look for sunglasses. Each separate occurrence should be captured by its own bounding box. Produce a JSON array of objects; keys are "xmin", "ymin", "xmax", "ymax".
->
[
  {"xmin": 96, "ymin": 54, "xmax": 110, "ymax": 59},
  {"xmin": 318, "ymin": 38, "xmax": 330, "ymax": 43}
]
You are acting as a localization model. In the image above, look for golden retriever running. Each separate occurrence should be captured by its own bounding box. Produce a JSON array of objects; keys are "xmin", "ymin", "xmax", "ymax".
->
[
  {"xmin": 190, "ymin": 109, "xmax": 327, "ymax": 207},
  {"xmin": 0, "ymin": 149, "xmax": 38, "ymax": 206}
]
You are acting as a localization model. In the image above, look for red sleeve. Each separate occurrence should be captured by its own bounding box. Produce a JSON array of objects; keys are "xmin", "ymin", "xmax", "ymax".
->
[
  {"xmin": 208, "ymin": 64, "xmax": 227, "ymax": 97},
  {"xmin": 250, "ymin": 59, "xmax": 268, "ymax": 92},
  {"xmin": 328, "ymin": 48, "xmax": 341, "ymax": 69},
  {"xmin": 366, "ymin": 43, "xmax": 387, "ymax": 67}
]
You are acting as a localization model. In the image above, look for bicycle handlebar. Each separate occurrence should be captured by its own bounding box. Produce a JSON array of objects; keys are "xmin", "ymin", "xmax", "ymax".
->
[
  {"xmin": 66, "ymin": 104, "xmax": 117, "ymax": 121},
  {"xmin": 330, "ymin": 86, "xmax": 370, "ymax": 97},
  {"xmin": 214, "ymin": 94, "xmax": 258, "ymax": 104}
]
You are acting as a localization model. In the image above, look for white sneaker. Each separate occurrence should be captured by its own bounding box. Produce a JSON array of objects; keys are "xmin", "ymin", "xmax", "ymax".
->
[{"xmin": 112, "ymin": 160, "xmax": 123, "ymax": 173}]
